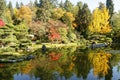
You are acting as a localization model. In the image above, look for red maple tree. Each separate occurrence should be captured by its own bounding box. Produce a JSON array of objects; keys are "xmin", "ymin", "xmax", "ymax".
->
[{"xmin": 48, "ymin": 27, "xmax": 61, "ymax": 43}]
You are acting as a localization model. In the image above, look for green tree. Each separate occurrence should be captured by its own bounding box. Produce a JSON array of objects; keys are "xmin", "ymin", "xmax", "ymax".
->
[
  {"xmin": 106, "ymin": 0, "xmax": 114, "ymax": 19},
  {"xmin": 70, "ymin": 1, "xmax": 83, "ymax": 18},
  {"xmin": 34, "ymin": 0, "xmax": 38, "ymax": 7},
  {"xmin": 50, "ymin": 0, "xmax": 58, "ymax": 8},
  {"xmin": 75, "ymin": 3, "xmax": 91, "ymax": 37},
  {"xmin": 16, "ymin": 2, "xmax": 20, "ymax": 9},
  {"xmin": 39, "ymin": 0, "xmax": 51, "ymax": 9},
  {"xmin": 64, "ymin": 0, "xmax": 73, "ymax": 12},
  {"xmin": 36, "ymin": 0, "xmax": 52, "ymax": 22},
  {"xmin": 62, "ymin": 12, "xmax": 75, "ymax": 26},
  {"xmin": 111, "ymin": 12, "xmax": 120, "ymax": 43},
  {"xmin": 112, "ymin": 12, "xmax": 120, "ymax": 33},
  {"xmin": 76, "ymin": 1, "xmax": 83, "ymax": 9},
  {"xmin": 20, "ymin": 2, "xmax": 24, "ymax": 7},
  {"xmin": 0, "ymin": 0, "xmax": 6, "ymax": 17},
  {"xmin": 8, "ymin": 1, "xmax": 14, "ymax": 17},
  {"xmin": 59, "ymin": 0, "xmax": 64, "ymax": 8}
]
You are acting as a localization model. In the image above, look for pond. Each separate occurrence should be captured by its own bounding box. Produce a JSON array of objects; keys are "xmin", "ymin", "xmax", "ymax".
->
[{"xmin": 0, "ymin": 46, "xmax": 120, "ymax": 80}]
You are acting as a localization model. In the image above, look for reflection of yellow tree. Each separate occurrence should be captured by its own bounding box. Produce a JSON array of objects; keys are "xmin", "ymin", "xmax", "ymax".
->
[
  {"xmin": 92, "ymin": 51, "xmax": 112, "ymax": 76},
  {"xmin": 21, "ymin": 61, "xmax": 33, "ymax": 74}
]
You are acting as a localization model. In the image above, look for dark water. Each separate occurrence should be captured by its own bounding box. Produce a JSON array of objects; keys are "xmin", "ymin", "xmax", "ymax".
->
[{"xmin": 0, "ymin": 47, "xmax": 120, "ymax": 80}]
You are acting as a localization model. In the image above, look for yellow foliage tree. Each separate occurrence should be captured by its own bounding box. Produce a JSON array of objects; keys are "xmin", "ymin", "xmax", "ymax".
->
[
  {"xmin": 14, "ymin": 8, "xmax": 19, "ymax": 18},
  {"xmin": 62, "ymin": 12, "xmax": 75, "ymax": 27},
  {"xmin": 88, "ymin": 7, "xmax": 112, "ymax": 34},
  {"xmin": 92, "ymin": 51, "xmax": 112, "ymax": 76},
  {"xmin": 16, "ymin": 6, "xmax": 33, "ymax": 24},
  {"xmin": 51, "ymin": 8, "xmax": 65, "ymax": 20}
]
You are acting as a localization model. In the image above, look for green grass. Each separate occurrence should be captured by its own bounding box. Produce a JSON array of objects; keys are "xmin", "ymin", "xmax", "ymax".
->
[{"xmin": 31, "ymin": 43, "xmax": 78, "ymax": 50}]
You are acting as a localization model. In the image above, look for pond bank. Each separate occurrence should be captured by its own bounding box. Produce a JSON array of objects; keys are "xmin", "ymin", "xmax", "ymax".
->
[{"xmin": 31, "ymin": 43, "xmax": 79, "ymax": 50}]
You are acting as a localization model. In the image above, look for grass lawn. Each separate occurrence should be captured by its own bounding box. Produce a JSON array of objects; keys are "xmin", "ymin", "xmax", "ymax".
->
[{"xmin": 31, "ymin": 43, "xmax": 79, "ymax": 50}]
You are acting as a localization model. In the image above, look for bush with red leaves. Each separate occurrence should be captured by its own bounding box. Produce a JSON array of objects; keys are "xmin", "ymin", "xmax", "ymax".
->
[{"xmin": 0, "ymin": 19, "xmax": 5, "ymax": 27}]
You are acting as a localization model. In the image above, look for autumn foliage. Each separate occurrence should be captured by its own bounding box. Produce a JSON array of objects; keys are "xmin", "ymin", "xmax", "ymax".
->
[
  {"xmin": 48, "ymin": 27, "xmax": 61, "ymax": 43},
  {"xmin": 0, "ymin": 19, "xmax": 5, "ymax": 27},
  {"xmin": 92, "ymin": 51, "xmax": 112, "ymax": 76},
  {"xmin": 48, "ymin": 52, "xmax": 62, "ymax": 61},
  {"xmin": 88, "ymin": 7, "xmax": 112, "ymax": 34}
]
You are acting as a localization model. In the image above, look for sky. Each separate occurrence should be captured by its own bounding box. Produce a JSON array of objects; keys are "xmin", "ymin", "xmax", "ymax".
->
[{"xmin": 6, "ymin": 0, "xmax": 120, "ymax": 12}]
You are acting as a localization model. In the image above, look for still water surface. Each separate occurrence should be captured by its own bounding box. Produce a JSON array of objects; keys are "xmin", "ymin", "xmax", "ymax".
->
[{"xmin": 0, "ymin": 47, "xmax": 120, "ymax": 80}]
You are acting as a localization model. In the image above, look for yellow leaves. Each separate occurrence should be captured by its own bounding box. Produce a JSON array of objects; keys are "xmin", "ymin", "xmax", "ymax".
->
[
  {"xmin": 88, "ymin": 7, "xmax": 112, "ymax": 34},
  {"xmin": 68, "ymin": 62, "xmax": 75, "ymax": 71},
  {"xmin": 14, "ymin": 6, "xmax": 33, "ymax": 24},
  {"xmin": 62, "ymin": 12, "xmax": 75, "ymax": 26},
  {"xmin": 51, "ymin": 8, "xmax": 65, "ymax": 20},
  {"xmin": 72, "ymin": 22, "xmax": 77, "ymax": 28},
  {"xmin": 65, "ymin": 12, "xmax": 75, "ymax": 23},
  {"xmin": 92, "ymin": 51, "xmax": 112, "ymax": 76},
  {"xmin": 21, "ymin": 62, "xmax": 33, "ymax": 74}
]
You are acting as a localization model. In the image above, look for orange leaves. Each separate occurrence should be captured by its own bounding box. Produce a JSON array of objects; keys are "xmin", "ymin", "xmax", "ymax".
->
[
  {"xmin": 48, "ymin": 26, "xmax": 61, "ymax": 43},
  {"xmin": 48, "ymin": 52, "xmax": 62, "ymax": 61}
]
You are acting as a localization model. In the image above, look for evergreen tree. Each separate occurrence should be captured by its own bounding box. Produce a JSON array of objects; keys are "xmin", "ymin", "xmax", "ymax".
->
[
  {"xmin": 36, "ymin": 0, "xmax": 52, "ymax": 22},
  {"xmin": 20, "ymin": 2, "xmax": 24, "ymax": 7},
  {"xmin": 50, "ymin": 0, "xmax": 58, "ymax": 8},
  {"xmin": 0, "ymin": 0, "xmax": 6, "ymax": 17},
  {"xmin": 59, "ymin": 0, "xmax": 64, "ymax": 8},
  {"xmin": 106, "ymin": 0, "xmax": 114, "ymax": 18},
  {"xmin": 64, "ymin": 0, "xmax": 73, "ymax": 12},
  {"xmin": 75, "ymin": 3, "xmax": 91, "ymax": 36},
  {"xmin": 76, "ymin": 1, "xmax": 83, "ymax": 9},
  {"xmin": 16, "ymin": 2, "xmax": 20, "ymax": 9},
  {"xmin": 28, "ymin": 0, "xmax": 34, "ymax": 8},
  {"xmin": 8, "ymin": 1, "xmax": 14, "ymax": 17},
  {"xmin": 39, "ymin": 0, "xmax": 51, "ymax": 9},
  {"xmin": 34, "ymin": 0, "xmax": 38, "ymax": 7},
  {"xmin": 74, "ymin": 1, "xmax": 83, "ymax": 17}
]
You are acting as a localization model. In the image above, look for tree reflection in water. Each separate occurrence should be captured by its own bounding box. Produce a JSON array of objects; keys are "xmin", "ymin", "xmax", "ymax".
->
[
  {"xmin": 90, "ymin": 50, "xmax": 112, "ymax": 80},
  {"xmin": 72, "ymin": 49, "xmax": 91, "ymax": 79},
  {"xmin": 1, "ymin": 47, "xmax": 119, "ymax": 80}
]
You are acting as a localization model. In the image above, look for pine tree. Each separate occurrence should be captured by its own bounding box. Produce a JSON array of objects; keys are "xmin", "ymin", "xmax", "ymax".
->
[
  {"xmin": 34, "ymin": 0, "xmax": 38, "ymax": 7},
  {"xmin": 76, "ymin": 1, "xmax": 83, "ymax": 9},
  {"xmin": 75, "ymin": 3, "xmax": 91, "ymax": 36},
  {"xmin": 64, "ymin": 0, "xmax": 73, "ymax": 12},
  {"xmin": 0, "ymin": 0, "xmax": 6, "ymax": 17},
  {"xmin": 36, "ymin": 0, "xmax": 51, "ymax": 22},
  {"xmin": 39, "ymin": 0, "xmax": 51, "ymax": 9},
  {"xmin": 20, "ymin": 2, "xmax": 24, "ymax": 7},
  {"xmin": 106, "ymin": 0, "xmax": 114, "ymax": 18},
  {"xmin": 8, "ymin": 1, "xmax": 14, "ymax": 17},
  {"xmin": 16, "ymin": 2, "xmax": 20, "ymax": 9},
  {"xmin": 59, "ymin": 0, "xmax": 64, "ymax": 8}
]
